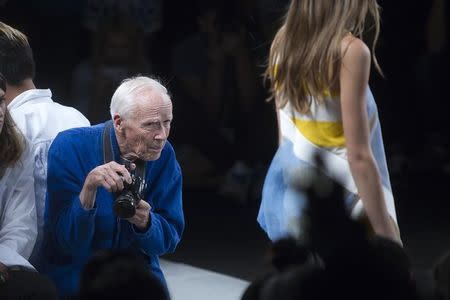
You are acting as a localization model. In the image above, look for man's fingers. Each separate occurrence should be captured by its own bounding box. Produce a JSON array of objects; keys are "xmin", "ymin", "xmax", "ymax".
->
[
  {"xmin": 126, "ymin": 200, "xmax": 151, "ymax": 229},
  {"xmin": 126, "ymin": 215, "xmax": 140, "ymax": 225},
  {"xmin": 108, "ymin": 161, "xmax": 132, "ymax": 184},
  {"xmin": 137, "ymin": 200, "xmax": 151, "ymax": 210},
  {"xmin": 102, "ymin": 174, "xmax": 117, "ymax": 192},
  {"xmin": 88, "ymin": 161, "xmax": 134, "ymax": 190},
  {"xmin": 105, "ymin": 167, "xmax": 124, "ymax": 191}
]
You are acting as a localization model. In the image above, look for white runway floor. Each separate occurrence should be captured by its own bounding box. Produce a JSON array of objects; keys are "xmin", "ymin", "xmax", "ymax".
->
[{"xmin": 161, "ymin": 259, "xmax": 250, "ymax": 300}]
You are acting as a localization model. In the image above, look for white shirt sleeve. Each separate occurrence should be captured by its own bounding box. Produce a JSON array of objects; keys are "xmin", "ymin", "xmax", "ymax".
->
[{"xmin": 0, "ymin": 142, "xmax": 37, "ymax": 266}]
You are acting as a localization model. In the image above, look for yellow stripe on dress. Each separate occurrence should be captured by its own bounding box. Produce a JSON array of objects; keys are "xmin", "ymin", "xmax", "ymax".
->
[
  {"xmin": 323, "ymin": 89, "xmax": 339, "ymax": 98},
  {"xmin": 293, "ymin": 118, "xmax": 345, "ymax": 148}
]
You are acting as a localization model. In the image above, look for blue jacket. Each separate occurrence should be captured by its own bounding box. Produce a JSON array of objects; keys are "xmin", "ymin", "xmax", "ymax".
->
[{"xmin": 40, "ymin": 122, "xmax": 184, "ymax": 296}]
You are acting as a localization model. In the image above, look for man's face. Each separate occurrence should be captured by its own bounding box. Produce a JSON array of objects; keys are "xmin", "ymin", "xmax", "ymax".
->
[
  {"xmin": 117, "ymin": 89, "xmax": 173, "ymax": 161},
  {"xmin": 0, "ymin": 88, "xmax": 6, "ymax": 134}
]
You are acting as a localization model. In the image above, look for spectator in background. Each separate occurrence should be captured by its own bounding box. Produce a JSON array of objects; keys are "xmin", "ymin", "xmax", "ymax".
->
[
  {"xmin": 412, "ymin": 0, "xmax": 450, "ymax": 177},
  {"xmin": 434, "ymin": 251, "xmax": 450, "ymax": 300},
  {"xmin": 0, "ymin": 73, "xmax": 57, "ymax": 299},
  {"xmin": 254, "ymin": 0, "xmax": 291, "ymax": 42},
  {"xmin": 82, "ymin": 0, "xmax": 163, "ymax": 34},
  {"xmin": 371, "ymin": 0, "xmax": 434, "ymax": 183},
  {"xmin": 77, "ymin": 250, "xmax": 169, "ymax": 300},
  {"xmin": 413, "ymin": 249, "xmax": 450, "ymax": 300},
  {"xmin": 171, "ymin": 0, "xmax": 271, "ymax": 203},
  {"xmin": 0, "ymin": 21, "xmax": 90, "ymax": 267},
  {"xmin": 375, "ymin": 0, "xmax": 433, "ymax": 138},
  {"xmin": 257, "ymin": 0, "xmax": 401, "ymax": 244},
  {"xmin": 71, "ymin": 16, "xmax": 153, "ymax": 124},
  {"xmin": 242, "ymin": 237, "xmax": 417, "ymax": 300}
]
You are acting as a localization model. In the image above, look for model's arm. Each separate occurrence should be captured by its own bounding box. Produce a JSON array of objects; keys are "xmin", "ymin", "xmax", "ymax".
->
[
  {"xmin": 339, "ymin": 37, "xmax": 399, "ymax": 243},
  {"xmin": 0, "ymin": 145, "xmax": 37, "ymax": 260}
]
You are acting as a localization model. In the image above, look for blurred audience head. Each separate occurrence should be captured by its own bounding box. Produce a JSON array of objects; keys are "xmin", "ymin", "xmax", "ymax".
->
[
  {"xmin": 353, "ymin": 235, "xmax": 417, "ymax": 300},
  {"xmin": 268, "ymin": 237, "xmax": 313, "ymax": 272},
  {"xmin": 369, "ymin": 234, "xmax": 413, "ymax": 281},
  {"xmin": 83, "ymin": 0, "xmax": 162, "ymax": 34},
  {"xmin": 242, "ymin": 152, "xmax": 418, "ymax": 300},
  {"xmin": 242, "ymin": 263, "xmax": 323, "ymax": 300},
  {"xmin": 295, "ymin": 153, "xmax": 369, "ymax": 261},
  {"xmin": 194, "ymin": 0, "xmax": 245, "ymax": 35},
  {"xmin": 434, "ymin": 251, "xmax": 450, "ymax": 300},
  {"xmin": 92, "ymin": 15, "xmax": 145, "ymax": 66},
  {"xmin": 0, "ymin": 21, "xmax": 35, "ymax": 86},
  {"xmin": 78, "ymin": 249, "xmax": 169, "ymax": 300}
]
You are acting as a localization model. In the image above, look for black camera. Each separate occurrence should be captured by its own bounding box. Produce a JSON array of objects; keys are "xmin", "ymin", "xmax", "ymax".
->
[{"xmin": 113, "ymin": 163, "xmax": 146, "ymax": 219}]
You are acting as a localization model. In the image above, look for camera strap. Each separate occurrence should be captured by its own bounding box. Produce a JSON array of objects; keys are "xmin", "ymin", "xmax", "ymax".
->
[
  {"xmin": 102, "ymin": 121, "xmax": 114, "ymax": 165},
  {"xmin": 102, "ymin": 121, "xmax": 146, "ymax": 189}
]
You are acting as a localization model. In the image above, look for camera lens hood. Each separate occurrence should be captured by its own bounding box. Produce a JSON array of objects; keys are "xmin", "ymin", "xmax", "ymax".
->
[{"xmin": 113, "ymin": 196, "xmax": 136, "ymax": 219}]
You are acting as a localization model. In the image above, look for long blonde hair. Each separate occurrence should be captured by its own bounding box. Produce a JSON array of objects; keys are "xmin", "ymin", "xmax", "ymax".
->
[
  {"xmin": 0, "ymin": 73, "xmax": 24, "ymax": 177},
  {"xmin": 265, "ymin": 0, "xmax": 382, "ymax": 113}
]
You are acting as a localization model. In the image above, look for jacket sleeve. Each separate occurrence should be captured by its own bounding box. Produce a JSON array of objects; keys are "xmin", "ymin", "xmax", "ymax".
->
[
  {"xmin": 45, "ymin": 134, "xmax": 97, "ymax": 256},
  {"xmin": 131, "ymin": 151, "xmax": 184, "ymax": 256},
  {"xmin": 0, "ymin": 144, "xmax": 37, "ymax": 260}
]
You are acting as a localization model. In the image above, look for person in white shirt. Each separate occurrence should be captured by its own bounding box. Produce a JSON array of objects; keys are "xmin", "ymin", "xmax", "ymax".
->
[
  {"xmin": 0, "ymin": 73, "xmax": 57, "ymax": 299},
  {"xmin": 0, "ymin": 22, "xmax": 91, "ymax": 265}
]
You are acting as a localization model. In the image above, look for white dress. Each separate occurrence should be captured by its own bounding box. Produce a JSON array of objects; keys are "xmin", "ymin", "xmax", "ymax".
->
[
  {"xmin": 257, "ymin": 87, "xmax": 397, "ymax": 241},
  {"xmin": 0, "ymin": 141, "xmax": 37, "ymax": 269}
]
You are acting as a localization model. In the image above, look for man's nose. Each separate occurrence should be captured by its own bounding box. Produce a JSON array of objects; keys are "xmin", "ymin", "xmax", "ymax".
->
[{"xmin": 154, "ymin": 126, "xmax": 168, "ymax": 140}]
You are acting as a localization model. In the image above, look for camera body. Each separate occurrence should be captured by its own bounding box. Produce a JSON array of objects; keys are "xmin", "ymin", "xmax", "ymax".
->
[{"xmin": 114, "ymin": 165, "xmax": 146, "ymax": 219}]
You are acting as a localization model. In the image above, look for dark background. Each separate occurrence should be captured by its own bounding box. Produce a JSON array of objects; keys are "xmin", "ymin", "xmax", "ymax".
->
[{"xmin": 2, "ymin": 0, "xmax": 449, "ymax": 281}]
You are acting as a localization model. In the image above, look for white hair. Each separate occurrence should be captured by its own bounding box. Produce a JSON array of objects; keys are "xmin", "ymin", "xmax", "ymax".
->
[{"xmin": 110, "ymin": 76, "xmax": 170, "ymax": 119}]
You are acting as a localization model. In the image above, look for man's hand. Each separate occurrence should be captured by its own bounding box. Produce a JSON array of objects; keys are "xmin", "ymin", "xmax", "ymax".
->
[
  {"xmin": 80, "ymin": 161, "xmax": 134, "ymax": 209},
  {"xmin": 127, "ymin": 200, "xmax": 151, "ymax": 231}
]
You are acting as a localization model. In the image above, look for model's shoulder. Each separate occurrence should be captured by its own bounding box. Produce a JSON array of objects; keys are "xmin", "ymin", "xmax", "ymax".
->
[
  {"xmin": 341, "ymin": 35, "xmax": 370, "ymax": 61},
  {"xmin": 341, "ymin": 35, "xmax": 371, "ymax": 71}
]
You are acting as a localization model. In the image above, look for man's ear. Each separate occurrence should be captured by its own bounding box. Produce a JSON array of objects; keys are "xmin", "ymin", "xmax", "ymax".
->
[{"xmin": 113, "ymin": 114, "xmax": 122, "ymax": 130}]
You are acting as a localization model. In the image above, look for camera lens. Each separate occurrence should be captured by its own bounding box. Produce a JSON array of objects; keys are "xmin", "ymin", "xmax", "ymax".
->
[{"xmin": 113, "ymin": 192, "xmax": 137, "ymax": 218}]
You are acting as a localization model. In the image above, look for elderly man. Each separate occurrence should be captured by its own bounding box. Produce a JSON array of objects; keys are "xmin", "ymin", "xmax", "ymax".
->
[{"xmin": 41, "ymin": 76, "xmax": 184, "ymax": 297}]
